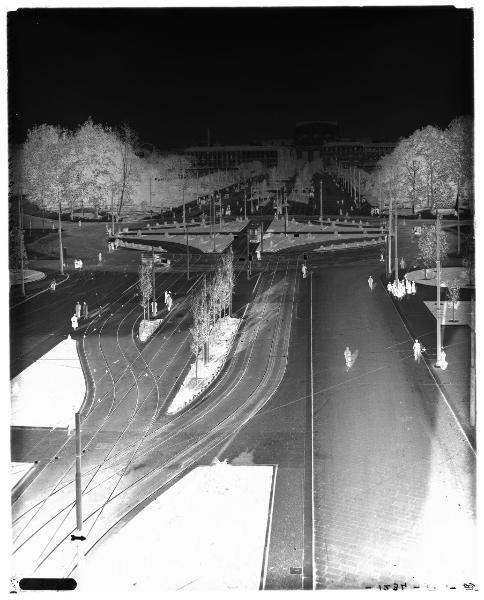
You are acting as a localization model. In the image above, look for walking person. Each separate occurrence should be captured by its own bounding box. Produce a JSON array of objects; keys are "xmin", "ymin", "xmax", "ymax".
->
[
  {"xmin": 368, "ymin": 275, "xmax": 374, "ymax": 290},
  {"xmin": 78, "ymin": 220, "xmax": 82, "ymax": 228},
  {"xmin": 344, "ymin": 346, "xmax": 352, "ymax": 371},
  {"xmin": 302, "ymin": 263, "xmax": 307, "ymax": 279},
  {"xmin": 411, "ymin": 281, "xmax": 416, "ymax": 295},
  {"xmin": 98, "ymin": 252, "xmax": 102, "ymax": 263},
  {"xmin": 439, "ymin": 347, "xmax": 448, "ymax": 370},
  {"xmin": 380, "ymin": 252, "xmax": 384, "ymax": 263},
  {"xmin": 75, "ymin": 301, "xmax": 81, "ymax": 318},
  {"xmin": 71, "ymin": 314, "xmax": 79, "ymax": 331},
  {"xmin": 50, "ymin": 279, "xmax": 57, "ymax": 292},
  {"xmin": 413, "ymin": 339, "xmax": 422, "ymax": 363},
  {"xmin": 405, "ymin": 278, "xmax": 412, "ymax": 295},
  {"xmin": 83, "ymin": 301, "xmax": 88, "ymax": 319}
]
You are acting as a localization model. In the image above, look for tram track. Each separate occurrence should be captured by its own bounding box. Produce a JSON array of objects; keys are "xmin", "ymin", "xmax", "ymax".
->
[{"xmin": 13, "ymin": 254, "xmax": 300, "ymax": 578}]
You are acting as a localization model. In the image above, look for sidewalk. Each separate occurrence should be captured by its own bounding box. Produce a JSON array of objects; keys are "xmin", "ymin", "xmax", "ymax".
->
[
  {"xmin": 81, "ymin": 464, "xmax": 275, "ymax": 591},
  {"xmin": 380, "ymin": 272, "xmax": 474, "ymax": 448}
]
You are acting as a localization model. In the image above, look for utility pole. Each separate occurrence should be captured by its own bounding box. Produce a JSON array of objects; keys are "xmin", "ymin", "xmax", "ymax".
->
[
  {"xmin": 182, "ymin": 171, "xmax": 186, "ymax": 226},
  {"xmin": 435, "ymin": 210, "xmax": 442, "ymax": 367},
  {"xmin": 149, "ymin": 175, "xmax": 153, "ymax": 217},
  {"xmin": 58, "ymin": 181, "xmax": 64, "ymax": 275},
  {"xmin": 18, "ymin": 191, "xmax": 25, "ymax": 297},
  {"xmin": 75, "ymin": 412, "xmax": 83, "ymax": 532},
  {"xmin": 394, "ymin": 200, "xmax": 399, "ymax": 281},
  {"xmin": 358, "ymin": 168, "xmax": 361, "ymax": 208},
  {"xmin": 151, "ymin": 245, "xmax": 156, "ymax": 304},
  {"xmin": 319, "ymin": 176, "xmax": 323, "ymax": 223},
  {"xmin": 470, "ymin": 297, "xmax": 475, "ymax": 426},
  {"xmin": 73, "ymin": 411, "xmax": 86, "ymax": 587},
  {"xmin": 387, "ymin": 194, "xmax": 392, "ymax": 278},
  {"xmin": 244, "ymin": 189, "xmax": 247, "ymax": 220},
  {"xmin": 246, "ymin": 226, "xmax": 250, "ymax": 280},
  {"xmin": 219, "ymin": 192, "xmax": 222, "ymax": 233},
  {"xmin": 456, "ymin": 188, "xmax": 461, "ymax": 255},
  {"xmin": 186, "ymin": 228, "xmax": 190, "ymax": 281},
  {"xmin": 284, "ymin": 185, "xmax": 288, "ymax": 237}
]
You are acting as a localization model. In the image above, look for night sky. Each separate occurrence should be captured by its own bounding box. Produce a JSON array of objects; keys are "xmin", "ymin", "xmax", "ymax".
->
[{"xmin": 7, "ymin": 6, "xmax": 474, "ymax": 149}]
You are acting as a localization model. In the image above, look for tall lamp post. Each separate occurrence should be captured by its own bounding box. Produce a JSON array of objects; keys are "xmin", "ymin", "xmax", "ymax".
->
[
  {"xmin": 57, "ymin": 177, "xmax": 64, "ymax": 275},
  {"xmin": 435, "ymin": 210, "xmax": 442, "ymax": 367},
  {"xmin": 18, "ymin": 189, "xmax": 25, "ymax": 297},
  {"xmin": 394, "ymin": 200, "xmax": 399, "ymax": 281},
  {"xmin": 319, "ymin": 175, "xmax": 323, "ymax": 223}
]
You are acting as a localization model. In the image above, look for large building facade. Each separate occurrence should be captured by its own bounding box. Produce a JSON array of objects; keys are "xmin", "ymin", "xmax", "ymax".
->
[
  {"xmin": 184, "ymin": 145, "xmax": 292, "ymax": 171},
  {"xmin": 185, "ymin": 122, "xmax": 396, "ymax": 171}
]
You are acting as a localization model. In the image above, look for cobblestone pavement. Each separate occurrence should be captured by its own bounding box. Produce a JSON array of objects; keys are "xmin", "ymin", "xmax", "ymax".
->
[{"xmin": 311, "ymin": 265, "xmax": 476, "ymax": 590}]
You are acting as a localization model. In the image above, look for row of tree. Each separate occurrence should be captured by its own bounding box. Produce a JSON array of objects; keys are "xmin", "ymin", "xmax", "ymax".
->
[
  {"xmin": 372, "ymin": 116, "xmax": 473, "ymax": 213},
  {"xmin": 190, "ymin": 253, "xmax": 235, "ymax": 380},
  {"xmin": 12, "ymin": 119, "xmax": 270, "ymax": 220}
]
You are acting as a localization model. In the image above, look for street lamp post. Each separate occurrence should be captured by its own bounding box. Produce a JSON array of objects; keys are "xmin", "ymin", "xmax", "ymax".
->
[
  {"xmin": 435, "ymin": 210, "xmax": 442, "ymax": 367},
  {"xmin": 284, "ymin": 185, "xmax": 288, "ymax": 237},
  {"xmin": 18, "ymin": 191, "xmax": 25, "ymax": 297},
  {"xmin": 394, "ymin": 200, "xmax": 399, "ymax": 281},
  {"xmin": 319, "ymin": 175, "xmax": 323, "ymax": 223},
  {"xmin": 186, "ymin": 228, "xmax": 190, "ymax": 281},
  {"xmin": 57, "ymin": 179, "xmax": 64, "ymax": 275},
  {"xmin": 387, "ymin": 195, "xmax": 392, "ymax": 278}
]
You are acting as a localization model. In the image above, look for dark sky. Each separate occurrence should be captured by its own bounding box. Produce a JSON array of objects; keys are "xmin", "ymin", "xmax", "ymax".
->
[{"xmin": 7, "ymin": 6, "xmax": 474, "ymax": 149}]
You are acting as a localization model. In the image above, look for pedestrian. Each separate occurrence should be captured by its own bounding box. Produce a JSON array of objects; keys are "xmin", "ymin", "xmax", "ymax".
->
[
  {"xmin": 302, "ymin": 264, "xmax": 307, "ymax": 279},
  {"xmin": 71, "ymin": 314, "xmax": 79, "ymax": 330},
  {"xmin": 78, "ymin": 220, "xmax": 82, "ymax": 228},
  {"xmin": 411, "ymin": 281, "xmax": 416, "ymax": 295},
  {"xmin": 98, "ymin": 252, "xmax": 102, "ymax": 263},
  {"xmin": 164, "ymin": 290, "xmax": 168, "ymax": 305},
  {"xmin": 387, "ymin": 282, "xmax": 392, "ymax": 293},
  {"xmin": 50, "ymin": 279, "xmax": 56, "ymax": 292},
  {"xmin": 75, "ymin": 301, "xmax": 81, "ymax": 318},
  {"xmin": 256, "ymin": 249, "xmax": 261, "ymax": 261},
  {"xmin": 115, "ymin": 238, "xmax": 119, "ymax": 249},
  {"xmin": 413, "ymin": 339, "xmax": 422, "ymax": 363},
  {"xmin": 83, "ymin": 301, "xmax": 88, "ymax": 319},
  {"xmin": 380, "ymin": 252, "xmax": 384, "ymax": 263},
  {"xmin": 151, "ymin": 300, "xmax": 158, "ymax": 316},
  {"xmin": 439, "ymin": 348, "xmax": 448, "ymax": 370},
  {"xmin": 405, "ymin": 278, "xmax": 411, "ymax": 295},
  {"xmin": 344, "ymin": 346, "xmax": 352, "ymax": 371},
  {"xmin": 400, "ymin": 257, "xmax": 406, "ymax": 270},
  {"xmin": 368, "ymin": 275, "xmax": 374, "ymax": 290}
]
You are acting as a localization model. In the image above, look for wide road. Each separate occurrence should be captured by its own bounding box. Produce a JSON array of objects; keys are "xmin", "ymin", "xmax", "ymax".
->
[
  {"xmin": 212, "ymin": 247, "xmax": 475, "ymax": 590},
  {"xmin": 11, "ymin": 254, "xmax": 299, "ymax": 579}
]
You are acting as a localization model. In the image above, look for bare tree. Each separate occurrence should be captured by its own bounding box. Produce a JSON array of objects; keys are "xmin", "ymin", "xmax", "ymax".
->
[
  {"xmin": 417, "ymin": 224, "xmax": 449, "ymax": 279},
  {"xmin": 138, "ymin": 263, "xmax": 153, "ymax": 321},
  {"xmin": 447, "ymin": 279, "xmax": 461, "ymax": 322}
]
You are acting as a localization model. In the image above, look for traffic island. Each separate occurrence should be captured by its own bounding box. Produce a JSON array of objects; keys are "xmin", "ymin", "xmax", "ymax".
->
[
  {"xmin": 9, "ymin": 269, "xmax": 46, "ymax": 286},
  {"xmin": 166, "ymin": 316, "xmax": 241, "ymax": 415},
  {"xmin": 138, "ymin": 318, "xmax": 164, "ymax": 342}
]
